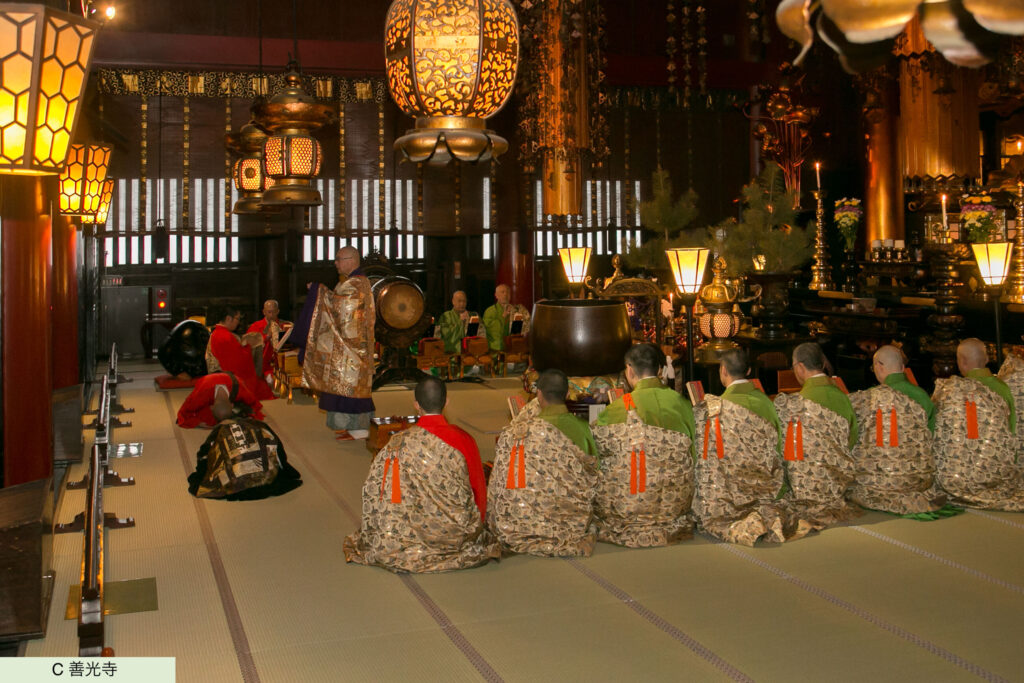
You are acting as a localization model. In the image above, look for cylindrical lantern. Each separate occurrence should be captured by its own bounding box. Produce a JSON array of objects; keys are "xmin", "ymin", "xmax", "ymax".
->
[
  {"xmin": 227, "ymin": 117, "xmax": 272, "ymax": 214},
  {"xmin": 385, "ymin": 0, "xmax": 519, "ymax": 164},
  {"xmin": 558, "ymin": 246, "xmax": 592, "ymax": 284},
  {"xmin": 80, "ymin": 177, "xmax": 113, "ymax": 226},
  {"xmin": 0, "ymin": 4, "xmax": 99, "ymax": 175},
  {"xmin": 258, "ymin": 68, "xmax": 333, "ymax": 207},
  {"xmin": 58, "ymin": 142, "xmax": 111, "ymax": 215},
  {"xmin": 972, "ymin": 242, "xmax": 1012, "ymax": 287},
  {"xmin": 697, "ymin": 257, "xmax": 741, "ymax": 361}
]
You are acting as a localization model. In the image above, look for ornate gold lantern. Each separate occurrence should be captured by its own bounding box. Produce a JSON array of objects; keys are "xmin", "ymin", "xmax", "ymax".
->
[
  {"xmin": 697, "ymin": 257, "xmax": 741, "ymax": 361},
  {"xmin": 227, "ymin": 117, "xmax": 271, "ymax": 214},
  {"xmin": 384, "ymin": 0, "xmax": 519, "ymax": 164},
  {"xmin": 0, "ymin": 4, "xmax": 98, "ymax": 175},
  {"xmin": 79, "ymin": 177, "xmax": 112, "ymax": 226},
  {"xmin": 58, "ymin": 141, "xmax": 111, "ymax": 216},
  {"xmin": 259, "ymin": 68, "xmax": 332, "ymax": 207}
]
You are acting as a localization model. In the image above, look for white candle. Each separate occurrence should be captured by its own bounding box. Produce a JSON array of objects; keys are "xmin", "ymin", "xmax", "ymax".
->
[
  {"xmin": 815, "ymin": 162, "xmax": 821, "ymax": 191},
  {"xmin": 941, "ymin": 194, "xmax": 948, "ymax": 229}
]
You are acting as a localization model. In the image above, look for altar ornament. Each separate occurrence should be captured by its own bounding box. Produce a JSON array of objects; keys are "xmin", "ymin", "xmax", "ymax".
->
[
  {"xmin": 960, "ymin": 193, "xmax": 1000, "ymax": 243},
  {"xmin": 0, "ymin": 4, "xmax": 99, "ymax": 175},
  {"xmin": 666, "ymin": 246, "xmax": 710, "ymax": 382},
  {"xmin": 259, "ymin": 66, "xmax": 332, "ymax": 207},
  {"xmin": 558, "ymin": 246, "xmax": 592, "ymax": 299},
  {"xmin": 971, "ymin": 241, "xmax": 1012, "ymax": 365},
  {"xmin": 384, "ymin": 0, "xmax": 519, "ymax": 164},
  {"xmin": 809, "ymin": 185, "xmax": 833, "ymax": 291},
  {"xmin": 1004, "ymin": 180, "xmax": 1024, "ymax": 304},
  {"xmin": 697, "ymin": 257, "xmax": 741, "ymax": 362},
  {"xmin": 58, "ymin": 142, "xmax": 111, "ymax": 216},
  {"xmin": 776, "ymin": 0, "xmax": 1024, "ymax": 73},
  {"xmin": 834, "ymin": 197, "xmax": 862, "ymax": 251}
]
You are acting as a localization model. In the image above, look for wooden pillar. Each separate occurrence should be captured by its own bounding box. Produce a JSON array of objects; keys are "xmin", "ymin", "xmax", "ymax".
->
[
  {"xmin": 496, "ymin": 230, "xmax": 534, "ymax": 307},
  {"xmin": 864, "ymin": 79, "xmax": 905, "ymax": 245},
  {"xmin": 52, "ymin": 213, "xmax": 79, "ymax": 389},
  {"xmin": 2, "ymin": 176, "xmax": 54, "ymax": 487}
]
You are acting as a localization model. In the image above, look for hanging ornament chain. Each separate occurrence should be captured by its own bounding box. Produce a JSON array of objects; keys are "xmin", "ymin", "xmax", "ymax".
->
[{"xmin": 666, "ymin": 0, "xmax": 677, "ymax": 91}]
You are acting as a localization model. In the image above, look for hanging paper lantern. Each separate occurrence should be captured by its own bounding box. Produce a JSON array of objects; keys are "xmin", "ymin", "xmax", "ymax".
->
[{"xmin": 58, "ymin": 141, "xmax": 111, "ymax": 216}]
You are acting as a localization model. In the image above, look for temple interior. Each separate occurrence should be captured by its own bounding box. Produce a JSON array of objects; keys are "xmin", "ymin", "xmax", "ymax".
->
[{"xmin": 4, "ymin": 0, "xmax": 1024, "ymax": 680}]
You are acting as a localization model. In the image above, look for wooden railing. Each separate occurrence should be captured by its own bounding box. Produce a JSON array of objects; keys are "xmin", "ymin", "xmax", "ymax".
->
[{"xmin": 56, "ymin": 344, "xmax": 138, "ymax": 656}]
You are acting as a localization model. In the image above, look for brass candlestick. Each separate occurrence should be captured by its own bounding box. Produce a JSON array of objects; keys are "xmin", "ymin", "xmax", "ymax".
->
[
  {"xmin": 1006, "ymin": 179, "xmax": 1024, "ymax": 304},
  {"xmin": 809, "ymin": 189, "xmax": 833, "ymax": 290}
]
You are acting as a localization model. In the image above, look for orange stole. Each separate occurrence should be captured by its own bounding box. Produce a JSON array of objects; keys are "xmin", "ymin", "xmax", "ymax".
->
[
  {"xmin": 505, "ymin": 442, "xmax": 526, "ymax": 489},
  {"xmin": 965, "ymin": 399, "xmax": 980, "ymax": 440},
  {"xmin": 784, "ymin": 419, "xmax": 804, "ymax": 461},
  {"xmin": 702, "ymin": 417, "xmax": 725, "ymax": 459},
  {"xmin": 623, "ymin": 393, "xmax": 647, "ymax": 495},
  {"xmin": 379, "ymin": 456, "xmax": 402, "ymax": 504},
  {"xmin": 875, "ymin": 408, "xmax": 900, "ymax": 448}
]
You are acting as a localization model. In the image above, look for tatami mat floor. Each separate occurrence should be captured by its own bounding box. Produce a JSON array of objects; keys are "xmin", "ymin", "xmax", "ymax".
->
[{"xmin": 25, "ymin": 361, "xmax": 1024, "ymax": 682}]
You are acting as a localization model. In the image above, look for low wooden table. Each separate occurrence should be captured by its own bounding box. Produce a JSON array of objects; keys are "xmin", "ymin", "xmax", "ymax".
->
[{"xmin": 367, "ymin": 416, "xmax": 419, "ymax": 456}]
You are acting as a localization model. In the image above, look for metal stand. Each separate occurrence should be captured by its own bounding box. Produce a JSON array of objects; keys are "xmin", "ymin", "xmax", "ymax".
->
[
  {"xmin": 1006, "ymin": 179, "xmax": 1024, "ymax": 304},
  {"xmin": 681, "ymin": 293, "xmax": 697, "ymax": 383},
  {"xmin": 809, "ymin": 189, "xmax": 833, "ymax": 291},
  {"xmin": 994, "ymin": 291, "xmax": 1004, "ymax": 367}
]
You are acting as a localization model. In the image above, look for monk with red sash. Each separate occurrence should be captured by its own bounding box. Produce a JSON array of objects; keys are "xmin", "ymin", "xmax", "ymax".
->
[
  {"xmin": 246, "ymin": 299, "xmax": 291, "ymax": 382},
  {"xmin": 177, "ymin": 372, "xmax": 264, "ymax": 428},
  {"xmin": 206, "ymin": 306, "xmax": 275, "ymax": 401}
]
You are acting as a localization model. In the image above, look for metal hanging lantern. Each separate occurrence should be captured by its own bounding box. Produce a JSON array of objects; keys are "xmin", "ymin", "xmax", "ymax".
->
[
  {"xmin": 384, "ymin": 0, "xmax": 519, "ymax": 164},
  {"xmin": 258, "ymin": 67, "xmax": 332, "ymax": 207},
  {"xmin": 58, "ymin": 141, "xmax": 111, "ymax": 215},
  {"xmin": 696, "ymin": 257, "xmax": 742, "ymax": 362},
  {"xmin": 227, "ymin": 117, "xmax": 272, "ymax": 214},
  {"xmin": 0, "ymin": 3, "xmax": 99, "ymax": 175}
]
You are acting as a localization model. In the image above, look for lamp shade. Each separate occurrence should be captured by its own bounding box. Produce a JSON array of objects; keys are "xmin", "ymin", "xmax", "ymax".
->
[
  {"xmin": 80, "ymin": 177, "xmax": 113, "ymax": 226},
  {"xmin": 385, "ymin": 0, "xmax": 519, "ymax": 163},
  {"xmin": 665, "ymin": 247, "xmax": 711, "ymax": 295},
  {"xmin": 233, "ymin": 157, "xmax": 265, "ymax": 193},
  {"xmin": 58, "ymin": 141, "xmax": 111, "ymax": 215},
  {"xmin": 972, "ymin": 241, "xmax": 1013, "ymax": 286},
  {"xmin": 0, "ymin": 4, "xmax": 98, "ymax": 175},
  {"xmin": 558, "ymin": 246, "xmax": 592, "ymax": 285}
]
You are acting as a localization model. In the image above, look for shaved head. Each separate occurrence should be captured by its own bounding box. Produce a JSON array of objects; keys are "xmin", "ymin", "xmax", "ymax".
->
[
  {"xmin": 957, "ymin": 338, "xmax": 989, "ymax": 374},
  {"xmin": 335, "ymin": 246, "xmax": 361, "ymax": 276},
  {"xmin": 872, "ymin": 345, "xmax": 905, "ymax": 384}
]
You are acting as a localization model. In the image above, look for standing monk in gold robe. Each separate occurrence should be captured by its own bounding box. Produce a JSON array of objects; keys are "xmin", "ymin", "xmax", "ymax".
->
[{"xmin": 292, "ymin": 247, "xmax": 376, "ymax": 439}]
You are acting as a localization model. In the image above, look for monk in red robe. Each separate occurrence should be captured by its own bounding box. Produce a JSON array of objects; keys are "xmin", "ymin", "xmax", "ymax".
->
[
  {"xmin": 177, "ymin": 372, "xmax": 265, "ymax": 428},
  {"xmin": 246, "ymin": 299, "xmax": 292, "ymax": 382},
  {"xmin": 207, "ymin": 306, "xmax": 275, "ymax": 401}
]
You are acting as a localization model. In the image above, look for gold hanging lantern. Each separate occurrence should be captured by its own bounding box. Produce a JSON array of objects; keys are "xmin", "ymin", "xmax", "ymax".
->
[
  {"xmin": 79, "ymin": 177, "xmax": 113, "ymax": 226},
  {"xmin": 384, "ymin": 0, "xmax": 519, "ymax": 164},
  {"xmin": 258, "ymin": 67, "xmax": 332, "ymax": 207},
  {"xmin": 58, "ymin": 141, "xmax": 111, "ymax": 215},
  {"xmin": 0, "ymin": 4, "xmax": 99, "ymax": 175},
  {"xmin": 227, "ymin": 116, "xmax": 272, "ymax": 214}
]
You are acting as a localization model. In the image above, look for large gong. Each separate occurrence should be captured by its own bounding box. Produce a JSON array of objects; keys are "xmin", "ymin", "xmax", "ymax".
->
[{"xmin": 371, "ymin": 275, "xmax": 432, "ymax": 349}]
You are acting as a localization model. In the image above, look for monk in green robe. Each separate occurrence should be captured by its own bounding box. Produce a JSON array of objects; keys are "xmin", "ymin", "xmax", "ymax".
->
[
  {"xmin": 437, "ymin": 290, "xmax": 477, "ymax": 354},
  {"xmin": 488, "ymin": 368, "xmax": 599, "ymax": 556},
  {"xmin": 774, "ymin": 343, "xmax": 861, "ymax": 528},
  {"xmin": 693, "ymin": 349, "xmax": 808, "ymax": 546},
  {"xmin": 482, "ymin": 284, "xmax": 530, "ymax": 353},
  {"xmin": 932, "ymin": 338, "xmax": 1024, "ymax": 510},
  {"xmin": 848, "ymin": 345, "xmax": 945, "ymax": 515},
  {"xmin": 592, "ymin": 343, "xmax": 696, "ymax": 547}
]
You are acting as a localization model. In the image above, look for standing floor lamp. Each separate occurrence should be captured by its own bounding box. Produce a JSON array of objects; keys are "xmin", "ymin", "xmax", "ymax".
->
[
  {"xmin": 665, "ymin": 247, "xmax": 711, "ymax": 382},
  {"xmin": 972, "ymin": 241, "xmax": 1013, "ymax": 366}
]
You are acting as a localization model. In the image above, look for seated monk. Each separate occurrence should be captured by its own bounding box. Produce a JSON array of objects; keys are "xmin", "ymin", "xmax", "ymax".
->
[
  {"xmin": 997, "ymin": 352, "xmax": 1024, "ymax": 463},
  {"xmin": 246, "ymin": 299, "xmax": 292, "ymax": 384},
  {"xmin": 344, "ymin": 377, "xmax": 498, "ymax": 572},
  {"xmin": 177, "ymin": 372, "xmax": 265, "ymax": 428},
  {"xmin": 488, "ymin": 368, "xmax": 599, "ymax": 556},
  {"xmin": 693, "ymin": 349, "xmax": 807, "ymax": 546},
  {"xmin": 848, "ymin": 346, "xmax": 946, "ymax": 515},
  {"xmin": 932, "ymin": 338, "xmax": 1024, "ymax": 510},
  {"xmin": 187, "ymin": 400, "xmax": 301, "ymax": 500},
  {"xmin": 773, "ymin": 343, "xmax": 861, "ymax": 528},
  {"xmin": 592, "ymin": 342, "xmax": 696, "ymax": 547},
  {"xmin": 207, "ymin": 306, "xmax": 275, "ymax": 401},
  {"xmin": 437, "ymin": 290, "xmax": 477, "ymax": 354}
]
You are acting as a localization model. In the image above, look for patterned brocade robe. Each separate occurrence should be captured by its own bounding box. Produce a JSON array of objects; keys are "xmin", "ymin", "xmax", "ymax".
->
[
  {"xmin": 848, "ymin": 385, "xmax": 945, "ymax": 514},
  {"xmin": 343, "ymin": 427, "xmax": 499, "ymax": 573},
  {"xmin": 302, "ymin": 277, "xmax": 375, "ymax": 400},
  {"xmin": 932, "ymin": 375, "xmax": 1024, "ymax": 511},
  {"xmin": 592, "ymin": 394, "xmax": 695, "ymax": 547},
  {"xmin": 693, "ymin": 393, "xmax": 799, "ymax": 547},
  {"xmin": 488, "ymin": 414, "xmax": 599, "ymax": 556},
  {"xmin": 773, "ymin": 392, "xmax": 861, "ymax": 528},
  {"xmin": 998, "ymin": 355, "xmax": 1024, "ymax": 463}
]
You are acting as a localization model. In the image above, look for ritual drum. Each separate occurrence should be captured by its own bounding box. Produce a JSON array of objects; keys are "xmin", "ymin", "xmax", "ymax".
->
[
  {"xmin": 157, "ymin": 319, "xmax": 211, "ymax": 377},
  {"xmin": 530, "ymin": 299, "xmax": 632, "ymax": 377},
  {"xmin": 372, "ymin": 276, "xmax": 425, "ymax": 331}
]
